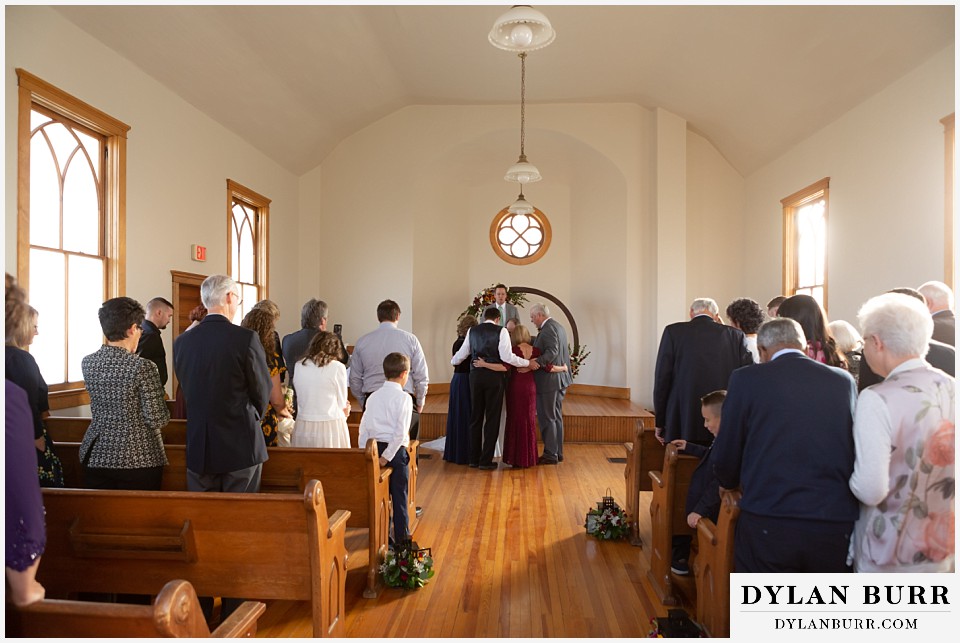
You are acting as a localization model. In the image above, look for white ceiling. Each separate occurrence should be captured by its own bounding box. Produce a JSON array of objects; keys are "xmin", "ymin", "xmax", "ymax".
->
[{"xmin": 54, "ymin": 4, "xmax": 954, "ymax": 176}]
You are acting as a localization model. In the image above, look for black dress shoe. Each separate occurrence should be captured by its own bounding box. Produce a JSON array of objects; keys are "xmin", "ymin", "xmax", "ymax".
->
[
  {"xmin": 537, "ymin": 456, "xmax": 559, "ymax": 465},
  {"xmin": 558, "ymin": 454, "xmax": 564, "ymax": 462},
  {"xmin": 468, "ymin": 463, "xmax": 479, "ymax": 468},
  {"xmin": 478, "ymin": 463, "xmax": 498, "ymax": 470}
]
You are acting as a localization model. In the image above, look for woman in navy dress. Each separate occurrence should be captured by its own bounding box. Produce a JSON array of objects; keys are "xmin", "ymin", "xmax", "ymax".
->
[{"xmin": 443, "ymin": 315, "xmax": 477, "ymax": 464}]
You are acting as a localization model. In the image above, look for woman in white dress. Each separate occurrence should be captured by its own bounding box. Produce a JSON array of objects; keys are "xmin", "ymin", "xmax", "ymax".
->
[{"xmin": 292, "ymin": 331, "xmax": 351, "ymax": 448}]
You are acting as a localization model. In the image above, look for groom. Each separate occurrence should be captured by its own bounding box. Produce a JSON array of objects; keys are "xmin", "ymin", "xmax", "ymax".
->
[{"xmin": 529, "ymin": 303, "xmax": 573, "ymax": 464}]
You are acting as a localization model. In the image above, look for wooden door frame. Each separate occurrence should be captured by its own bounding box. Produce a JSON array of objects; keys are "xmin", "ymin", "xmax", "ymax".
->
[{"xmin": 170, "ymin": 270, "xmax": 207, "ymax": 397}]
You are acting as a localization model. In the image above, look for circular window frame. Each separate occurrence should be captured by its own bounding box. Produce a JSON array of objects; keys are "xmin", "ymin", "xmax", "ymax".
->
[{"xmin": 489, "ymin": 206, "xmax": 552, "ymax": 265}]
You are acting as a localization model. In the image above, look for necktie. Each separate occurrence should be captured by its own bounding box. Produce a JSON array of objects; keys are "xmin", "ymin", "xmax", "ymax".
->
[{"xmin": 499, "ymin": 305, "xmax": 504, "ymax": 326}]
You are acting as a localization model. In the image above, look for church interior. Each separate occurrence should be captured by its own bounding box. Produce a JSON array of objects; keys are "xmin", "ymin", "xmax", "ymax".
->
[{"xmin": 4, "ymin": 3, "xmax": 955, "ymax": 638}]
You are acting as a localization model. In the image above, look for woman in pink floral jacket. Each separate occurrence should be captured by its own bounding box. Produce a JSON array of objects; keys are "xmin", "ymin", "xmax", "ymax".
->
[{"xmin": 849, "ymin": 292, "xmax": 955, "ymax": 572}]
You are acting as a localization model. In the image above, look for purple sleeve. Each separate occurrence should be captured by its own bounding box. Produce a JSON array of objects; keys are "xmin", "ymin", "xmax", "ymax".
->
[{"xmin": 5, "ymin": 381, "xmax": 46, "ymax": 571}]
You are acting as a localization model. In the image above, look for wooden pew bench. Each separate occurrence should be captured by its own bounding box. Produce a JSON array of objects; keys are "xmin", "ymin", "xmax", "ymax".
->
[
  {"xmin": 6, "ymin": 578, "xmax": 265, "ymax": 638},
  {"xmin": 694, "ymin": 489, "xmax": 741, "ymax": 638},
  {"xmin": 37, "ymin": 480, "xmax": 348, "ymax": 637},
  {"xmin": 47, "ymin": 415, "xmax": 188, "ymax": 444},
  {"xmin": 54, "ymin": 439, "xmax": 418, "ymax": 599},
  {"xmin": 623, "ymin": 417, "xmax": 663, "ymax": 546},
  {"xmin": 646, "ymin": 443, "xmax": 700, "ymax": 606}
]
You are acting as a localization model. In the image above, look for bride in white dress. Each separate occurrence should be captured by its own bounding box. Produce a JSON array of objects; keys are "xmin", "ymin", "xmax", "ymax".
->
[{"xmin": 292, "ymin": 331, "xmax": 351, "ymax": 448}]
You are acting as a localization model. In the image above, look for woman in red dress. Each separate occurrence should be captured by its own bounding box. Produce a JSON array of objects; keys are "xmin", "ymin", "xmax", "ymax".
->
[{"xmin": 475, "ymin": 324, "xmax": 567, "ymax": 468}]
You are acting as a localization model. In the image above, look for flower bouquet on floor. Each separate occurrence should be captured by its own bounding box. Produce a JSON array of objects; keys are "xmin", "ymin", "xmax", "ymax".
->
[
  {"xmin": 584, "ymin": 489, "xmax": 630, "ymax": 540},
  {"xmin": 380, "ymin": 541, "xmax": 435, "ymax": 589}
]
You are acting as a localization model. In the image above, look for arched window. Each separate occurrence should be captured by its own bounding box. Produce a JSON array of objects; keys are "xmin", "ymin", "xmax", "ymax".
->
[{"xmin": 227, "ymin": 179, "xmax": 270, "ymax": 321}]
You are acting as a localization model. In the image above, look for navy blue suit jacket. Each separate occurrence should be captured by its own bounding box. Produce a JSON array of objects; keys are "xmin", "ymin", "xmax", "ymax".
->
[
  {"xmin": 711, "ymin": 351, "xmax": 859, "ymax": 524},
  {"xmin": 681, "ymin": 442, "xmax": 721, "ymax": 522},
  {"xmin": 173, "ymin": 314, "xmax": 272, "ymax": 475}
]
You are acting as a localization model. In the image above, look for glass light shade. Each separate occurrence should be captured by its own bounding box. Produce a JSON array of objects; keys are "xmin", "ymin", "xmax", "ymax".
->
[
  {"xmin": 488, "ymin": 5, "xmax": 556, "ymax": 52},
  {"xmin": 508, "ymin": 194, "xmax": 535, "ymax": 215},
  {"xmin": 504, "ymin": 159, "xmax": 542, "ymax": 183}
]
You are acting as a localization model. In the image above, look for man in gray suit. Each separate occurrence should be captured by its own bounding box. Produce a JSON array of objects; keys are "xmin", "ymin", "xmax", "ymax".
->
[
  {"xmin": 493, "ymin": 284, "xmax": 519, "ymax": 328},
  {"xmin": 529, "ymin": 303, "xmax": 573, "ymax": 464}
]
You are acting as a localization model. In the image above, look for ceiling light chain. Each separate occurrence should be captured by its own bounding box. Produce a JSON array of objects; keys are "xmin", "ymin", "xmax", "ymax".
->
[{"xmin": 518, "ymin": 51, "xmax": 527, "ymax": 164}]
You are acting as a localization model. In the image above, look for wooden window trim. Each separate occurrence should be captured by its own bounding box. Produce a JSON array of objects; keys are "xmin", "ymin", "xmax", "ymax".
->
[
  {"xmin": 16, "ymin": 69, "xmax": 130, "ymax": 409},
  {"xmin": 226, "ymin": 179, "xmax": 271, "ymax": 300},
  {"xmin": 489, "ymin": 207, "xmax": 552, "ymax": 266},
  {"xmin": 781, "ymin": 177, "xmax": 830, "ymax": 311},
  {"xmin": 941, "ymin": 113, "xmax": 954, "ymax": 291}
]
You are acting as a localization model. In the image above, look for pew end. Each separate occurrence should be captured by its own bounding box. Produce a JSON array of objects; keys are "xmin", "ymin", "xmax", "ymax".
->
[
  {"xmin": 5, "ymin": 578, "xmax": 265, "ymax": 638},
  {"xmin": 623, "ymin": 417, "xmax": 662, "ymax": 547},
  {"xmin": 645, "ymin": 443, "xmax": 699, "ymax": 606},
  {"xmin": 693, "ymin": 489, "xmax": 741, "ymax": 638}
]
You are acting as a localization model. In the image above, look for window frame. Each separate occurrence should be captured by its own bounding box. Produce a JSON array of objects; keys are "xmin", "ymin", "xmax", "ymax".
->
[
  {"xmin": 489, "ymin": 206, "xmax": 552, "ymax": 266},
  {"xmin": 16, "ymin": 69, "xmax": 129, "ymax": 409},
  {"xmin": 781, "ymin": 177, "xmax": 830, "ymax": 311},
  {"xmin": 226, "ymin": 179, "xmax": 270, "ymax": 314}
]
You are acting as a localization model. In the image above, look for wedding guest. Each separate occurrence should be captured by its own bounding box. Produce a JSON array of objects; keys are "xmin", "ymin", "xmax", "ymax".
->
[
  {"xmin": 171, "ymin": 304, "xmax": 207, "ymax": 420},
  {"xmin": 80, "ymin": 297, "xmax": 170, "ymax": 490},
  {"xmin": 849, "ymin": 292, "xmax": 955, "ymax": 572},
  {"xmin": 252, "ymin": 299, "xmax": 287, "ymax": 382},
  {"xmin": 6, "ymin": 380, "xmax": 46, "ymax": 606},
  {"xmin": 282, "ymin": 299, "xmax": 348, "ymax": 417},
  {"xmin": 5, "ymin": 274, "xmax": 46, "ymax": 606},
  {"xmin": 292, "ymin": 331, "xmax": 351, "ymax": 448},
  {"xmin": 829, "ymin": 320, "xmax": 864, "ymax": 384},
  {"xmin": 766, "ymin": 295, "xmax": 786, "ymax": 319},
  {"xmin": 725, "ymin": 298, "xmax": 764, "ymax": 363},
  {"xmin": 918, "ymin": 280, "xmax": 955, "ymax": 346},
  {"xmin": 136, "ymin": 296, "xmax": 174, "ymax": 388},
  {"xmin": 777, "ymin": 294, "xmax": 847, "ymax": 369},
  {"xmin": 5, "ymin": 298, "xmax": 63, "ymax": 488},
  {"xmin": 358, "ymin": 352, "xmax": 413, "ymax": 545},
  {"xmin": 529, "ymin": 303, "xmax": 574, "ymax": 464},
  {"xmin": 241, "ymin": 307, "xmax": 292, "ymax": 446},
  {"xmin": 443, "ymin": 314, "xmax": 477, "ymax": 465}
]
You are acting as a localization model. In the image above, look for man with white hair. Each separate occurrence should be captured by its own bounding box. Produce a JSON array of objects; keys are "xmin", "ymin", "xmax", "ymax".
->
[
  {"xmin": 653, "ymin": 298, "xmax": 753, "ymax": 444},
  {"xmin": 918, "ymin": 280, "xmax": 955, "ymax": 346},
  {"xmin": 711, "ymin": 318, "xmax": 859, "ymax": 572},
  {"xmin": 528, "ymin": 302, "xmax": 572, "ymax": 465},
  {"xmin": 173, "ymin": 274, "xmax": 272, "ymax": 493}
]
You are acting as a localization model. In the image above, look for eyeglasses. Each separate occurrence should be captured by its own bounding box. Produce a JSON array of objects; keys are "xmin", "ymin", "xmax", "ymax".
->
[{"xmin": 231, "ymin": 291, "xmax": 243, "ymax": 305}]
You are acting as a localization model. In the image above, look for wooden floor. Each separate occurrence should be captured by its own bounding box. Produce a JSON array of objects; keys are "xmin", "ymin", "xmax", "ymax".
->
[{"xmin": 255, "ymin": 443, "xmax": 689, "ymax": 638}]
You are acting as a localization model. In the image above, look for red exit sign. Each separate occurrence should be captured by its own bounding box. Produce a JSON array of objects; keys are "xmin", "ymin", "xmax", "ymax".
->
[{"xmin": 192, "ymin": 244, "xmax": 207, "ymax": 262}]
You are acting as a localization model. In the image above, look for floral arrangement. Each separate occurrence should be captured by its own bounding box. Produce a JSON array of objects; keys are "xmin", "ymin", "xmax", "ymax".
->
[
  {"xmin": 380, "ymin": 543, "xmax": 435, "ymax": 590},
  {"xmin": 569, "ymin": 344, "xmax": 591, "ymax": 379},
  {"xmin": 459, "ymin": 284, "xmax": 529, "ymax": 322},
  {"xmin": 584, "ymin": 505, "xmax": 630, "ymax": 540}
]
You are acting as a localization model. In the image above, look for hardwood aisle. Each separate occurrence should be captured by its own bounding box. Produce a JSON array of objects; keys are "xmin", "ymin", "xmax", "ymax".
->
[{"xmin": 256, "ymin": 444, "xmax": 674, "ymax": 638}]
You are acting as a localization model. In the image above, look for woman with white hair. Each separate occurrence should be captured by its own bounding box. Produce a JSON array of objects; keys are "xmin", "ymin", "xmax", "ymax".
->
[
  {"xmin": 848, "ymin": 292, "xmax": 955, "ymax": 572},
  {"xmin": 828, "ymin": 319, "xmax": 864, "ymax": 384}
]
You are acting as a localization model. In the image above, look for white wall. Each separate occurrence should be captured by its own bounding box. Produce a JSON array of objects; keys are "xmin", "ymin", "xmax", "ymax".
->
[
  {"xmin": 5, "ymin": 6, "xmax": 300, "ymax": 396},
  {"xmin": 299, "ymin": 103, "xmax": 654, "ymax": 397},
  {"xmin": 743, "ymin": 44, "xmax": 955, "ymax": 327}
]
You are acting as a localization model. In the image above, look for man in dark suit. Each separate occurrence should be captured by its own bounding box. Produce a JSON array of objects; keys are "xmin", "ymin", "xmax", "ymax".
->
[
  {"xmin": 529, "ymin": 302, "xmax": 573, "ymax": 464},
  {"xmin": 919, "ymin": 280, "xmax": 955, "ymax": 346},
  {"xmin": 136, "ymin": 296, "xmax": 174, "ymax": 388},
  {"xmin": 173, "ymin": 274, "xmax": 272, "ymax": 494},
  {"xmin": 653, "ymin": 298, "xmax": 753, "ymax": 445},
  {"xmin": 281, "ymin": 299, "xmax": 348, "ymax": 415},
  {"xmin": 711, "ymin": 318, "xmax": 859, "ymax": 573}
]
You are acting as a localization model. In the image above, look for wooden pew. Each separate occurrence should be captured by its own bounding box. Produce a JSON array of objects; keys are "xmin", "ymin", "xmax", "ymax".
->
[
  {"xmin": 694, "ymin": 489, "xmax": 741, "ymax": 638},
  {"xmin": 6, "ymin": 579, "xmax": 265, "ymax": 638},
  {"xmin": 54, "ymin": 439, "xmax": 414, "ymax": 599},
  {"xmin": 646, "ymin": 443, "xmax": 700, "ymax": 606},
  {"xmin": 623, "ymin": 417, "xmax": 663, "ymax": 546},
  {"xmin": 47, "ymin": 416, "xmax": 188, "ymax": 444},
  {"xmin": 37, "ymin": 480, "xmax": 349, "ymax": 637}
]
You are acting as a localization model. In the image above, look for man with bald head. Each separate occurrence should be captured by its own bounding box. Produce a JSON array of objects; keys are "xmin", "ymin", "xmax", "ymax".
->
[{"xmin": 918, "ymin": 280, "xmax": 955, "ymax": 346}]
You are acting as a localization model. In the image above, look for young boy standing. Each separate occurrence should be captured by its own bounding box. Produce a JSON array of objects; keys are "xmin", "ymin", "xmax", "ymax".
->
[
  {"xmin": 669, "ymin": 389, "xmax": 726, "ymax": 575},
  {"xmin": 358, "ymin": 352, "xmax": 412, "ymax": 545}
]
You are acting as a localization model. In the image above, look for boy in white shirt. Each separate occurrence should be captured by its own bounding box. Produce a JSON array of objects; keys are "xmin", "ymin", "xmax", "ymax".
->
[{"xmin": 358, "ymin": 352, "xmax": 412, "ymax": 545}]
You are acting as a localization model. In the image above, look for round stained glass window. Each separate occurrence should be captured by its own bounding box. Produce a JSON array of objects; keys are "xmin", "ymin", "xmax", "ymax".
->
[{"xmin": 489, "ymin": 207, "xmax": 552, "ymax": 265}]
